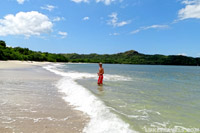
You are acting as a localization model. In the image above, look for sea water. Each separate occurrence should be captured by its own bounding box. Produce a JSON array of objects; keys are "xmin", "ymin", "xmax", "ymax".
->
[{"xmin": 44, "ymin": 63, "xmax": 200, "ymax": 133}]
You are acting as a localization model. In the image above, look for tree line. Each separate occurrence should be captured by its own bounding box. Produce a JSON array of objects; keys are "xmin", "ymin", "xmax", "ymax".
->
[
  {"xmin": 63, "ymin": 50, "xmax": 200, "ymax": 66},
  {"xmin": 1, "ymin": 40, "xmax": 200, "ymax": 66},
  {"xmin": 0, "ymin": 40, "xmax": 68, "ymax": 62}
]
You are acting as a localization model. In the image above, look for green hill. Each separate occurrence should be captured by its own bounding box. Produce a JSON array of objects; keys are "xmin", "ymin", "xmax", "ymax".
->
[
  {"xmin": 1, "ymin": 40, "xmax": 200, "ymax": 66},
  {"xmin": 63, "ymin": 50, "xmax": 200, "ymax": 66}
]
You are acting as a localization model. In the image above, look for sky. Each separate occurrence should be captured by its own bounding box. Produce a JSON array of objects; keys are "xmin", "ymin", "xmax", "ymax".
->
[{"xmin": 0, "ymin": 0, "xmax": 200, "ymax": 57}]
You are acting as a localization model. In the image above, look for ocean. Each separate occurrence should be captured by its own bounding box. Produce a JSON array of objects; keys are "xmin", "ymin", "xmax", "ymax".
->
[{"xmin": 44, "ymin": 63, "xmax": 200, "ymax": 133}]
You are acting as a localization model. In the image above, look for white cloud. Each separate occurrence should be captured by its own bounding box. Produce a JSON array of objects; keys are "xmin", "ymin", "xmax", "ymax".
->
[
  {"xmin": 41, "ymin": 5, "xmax": 56, "ymax": 11},
  {"xmin": 144, "ymin": 25, "xmax": 169, "ymax": 29},
  {"xmin": 131, "ymin": 25, "xmax": 169, "ymax": 34},
  {"xmin": 96, "ymin": 0, "xmax": 115, "ymax": 5},
  {"xmin": 71, "ymin": 0, "xmax": 121, "ymax": 5},
  {"xmin": 109, "ymin": 32, "xmax": 120, "ymax": 36},
  {"xmin": 83, "ymin": 16, "xmax": 90, "ymax": 21},
  {"xmin": 53, "ymin": 17, "xmax": 61, "ymax": 22},
  {"xmin": 177, "ymin": 53, "xmax": 187, "ymax": 56},
  {"xmin": 131, "ymin": 29, "xmax": 140, "ymax": 34},
  {"xmin": 107, "ymin": 12, "xmax": 131, "ymax": 27},
  {"xmin": 71, "ymin": 0, "xmax": 89, "ymax": 3},
  {"xmin": 0, "ymin": 11, "xmax": 53, "ymax": 37},
  {"xmin": 58, "ymin": 31, "xmax": 68, "ymax": 38},
  {"xmin": 17, "ymin": 0, "xmax": 25, "ymax": 4},
  {"xmin": 178, "ymin": 0, "xmax": 200, "ymax": 20},
  {"xmin": 182, "ymin": 0, "xmax": 198, "ymax": 5},
  {"xmin": 53, "ymin": 17, "xmax": 65, "ymax": 22}
]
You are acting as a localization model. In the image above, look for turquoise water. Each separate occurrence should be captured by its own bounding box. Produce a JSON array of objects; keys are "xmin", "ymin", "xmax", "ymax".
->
[{"xmin": 48, "ymin": 64, "xmax": 200, "ymax": 132}]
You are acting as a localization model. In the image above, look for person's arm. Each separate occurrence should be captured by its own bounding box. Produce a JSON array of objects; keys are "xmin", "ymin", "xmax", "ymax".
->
[{"xmin": 97, "ymin": 68, "xmax": 100, "ymax": 75}]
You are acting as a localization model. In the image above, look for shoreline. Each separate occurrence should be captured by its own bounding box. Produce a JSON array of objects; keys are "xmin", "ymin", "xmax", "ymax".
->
[
  {"xmin": 0, "ymin": 60, "xmax": 51, "ymax": 69},
  {"xmin": 1, "ymin": 60, "xmax": 199, "ymax": 68},
  {"xmin": 0, "ymin": 61, "xmax": 89, "ymax": 133}
]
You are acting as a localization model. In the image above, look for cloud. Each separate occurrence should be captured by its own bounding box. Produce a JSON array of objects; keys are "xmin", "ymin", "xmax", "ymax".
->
[
  {"xmin": 109, "ymin": 32, "xmax": 120, "ymax": 36},
  {"xmin": 58, "ymin": 31, "xmax": 68, "ymax": 38},
  {"xmin": 71, "ymin": 0, "xmax": 121, "ymax": 5},
  {"xmin": 178, "ymin": 0, "xmax": 200, "ymax": 20},
  {"xmin": 96, "ymin": 0, "xmax": 115, "ymax": 5},
  {"xmin": 107, "ymin": 12, "xmax": 131, "ymax": 27},
  {"xmin": 182, "ymin": 0, "xmax": 198, "ymax": 5},
  {"xmin": 41, "ymin": 5, "xmax": 56, "ymax": 11},
  {"xmin": 0, "ymin": 11, "xmax": 53, "ymax": 37},
  {"xmin": 96, "ymin": 0, "xmax": 123, "ymax": 5},
  {"xmin": 131, "ymin": 25, "xmax": 169, "ymax": 34},
  {"xmin": 83, "ymin": 16, "xmax": 90, "ymax": 21},
  {"xmin": 53, "ymin": 17, "xmax": 65, "ymax": 22},
  {"xmin": 71, "ymin": 0, "xmax": 89, "ymax": 3},
  {"xmin": 177, "ymin": 53, "xmax": 187, "ymax": 56},
  {"xmin": 17, "ymin": 0, "xmax": 25, "ymax": 4}
]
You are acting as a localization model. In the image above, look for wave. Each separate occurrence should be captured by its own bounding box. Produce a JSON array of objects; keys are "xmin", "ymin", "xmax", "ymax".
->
[
  {"xmin": 44, "ymin": 64, "xmax": 132, "ymax": 81},
  {"xmin": 43, "ymin": 64, "xmax": 136, "ymax": 133}
]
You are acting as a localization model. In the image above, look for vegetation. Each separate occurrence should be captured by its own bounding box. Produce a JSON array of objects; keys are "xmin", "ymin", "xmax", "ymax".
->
[
  {"xmin": 63, "ymin": 50, "xmax": 200, "ymax": 66},
  {"xmin": 0, "ymin": 40, "xmax": 68, "ymax": 62},
  {"xmin": 1, "ymin": 40, "xmax": 200, "ymax": 66}
]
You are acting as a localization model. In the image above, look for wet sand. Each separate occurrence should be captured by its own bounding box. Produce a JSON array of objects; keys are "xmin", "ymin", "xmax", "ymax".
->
[{"xmin": 0, "ymin": 61, "xmax": 89, "ymax": 133}]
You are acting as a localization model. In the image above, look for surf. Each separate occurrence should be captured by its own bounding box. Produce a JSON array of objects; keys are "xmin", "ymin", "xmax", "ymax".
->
[{"xmin": 43, "ymin": 64, "xmax": 136, "ymax": 133}]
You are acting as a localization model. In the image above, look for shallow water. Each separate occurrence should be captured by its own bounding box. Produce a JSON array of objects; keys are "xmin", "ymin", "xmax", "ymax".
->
[{"xmin": 46, "ymin": 63, "xmax": 200, "ymax": 133}]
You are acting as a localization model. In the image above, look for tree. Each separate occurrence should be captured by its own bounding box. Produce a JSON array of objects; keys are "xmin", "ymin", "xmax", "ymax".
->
[{"xmin": 0, "ymin": 40, "xmax": 6, "ymax": 47}]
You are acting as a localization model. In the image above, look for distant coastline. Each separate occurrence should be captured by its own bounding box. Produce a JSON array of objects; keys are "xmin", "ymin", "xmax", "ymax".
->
[{"xmin": 1, "ymin": 40, "xmax": 200, "ymax": 66}]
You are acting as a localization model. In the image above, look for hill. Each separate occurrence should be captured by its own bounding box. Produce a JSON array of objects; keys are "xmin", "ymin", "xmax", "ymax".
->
[
  {"xmin": 63, "ymin": 50, "xmax": 200, "ymax": 66},
  {"xmin": 1, "ymin": 40, "xmax": 200, "ymax": 66}
]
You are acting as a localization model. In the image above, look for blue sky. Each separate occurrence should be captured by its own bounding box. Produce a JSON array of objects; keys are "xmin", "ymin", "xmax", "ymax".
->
[{"xmin": 0, "ymin": 0, "xmax": 200, "ymax": 57}]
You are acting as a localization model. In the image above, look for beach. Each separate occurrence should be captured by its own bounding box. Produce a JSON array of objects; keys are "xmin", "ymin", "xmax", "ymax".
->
[
  {"xmin": 0, "ymin": 61, "xmax": 49, "ymax": 69},
  {"xmin": 1, "ymin": 61, "xmax": 200, "ymax": 133},
  {"xmin": 0, "ymin": 61, "xmax": 88, "ymax": 133}
]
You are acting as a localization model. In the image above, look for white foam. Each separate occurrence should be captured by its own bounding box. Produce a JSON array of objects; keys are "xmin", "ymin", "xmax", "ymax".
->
[
  {"xmin": 0, "ymin": 116, "xmax": 16, "ymax": 124},
  {"xmin": 33, "ymin": 118, "xmax": 43, "ymax": 123},
  {"xmin": 16, "ymin": 116, "xmax": 67, "ymax": 123},
  {"xmin": 108, "ymin": 107, "xmax": 149, "ymax": 121},
  {"xmin": 44, "ymin": 64, "xmax": 136, "ymax": 133},
  {"xmin": 152, "ymin": 122, "xmax": 168, "ymax": 128},
  {"xmin": 1, "ymin": 100, "xmax": 8, "ymax": 105},
  {"xmin": 19, "ymin": 108, "xmax": 37, "ymax": 113},
  {"xmin": 44, "ymin": 64, "xmax": 132, "ymax": 81}
]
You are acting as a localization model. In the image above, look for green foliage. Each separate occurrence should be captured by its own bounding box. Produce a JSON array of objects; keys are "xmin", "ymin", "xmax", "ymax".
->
[
  {"xmin": 0, "ymin": 40, "xmax": 6, "ymax": 47},
  {"xmin": 0, "ymin": 40, "xmax": 68, "ymax": 62},
  {"xmin": 1, "ymin": 40, "xmax": 199, "ymax": 66},
  {"xmin": 63, "ymin": 50, "xmax": 200, "ymax": 66}
]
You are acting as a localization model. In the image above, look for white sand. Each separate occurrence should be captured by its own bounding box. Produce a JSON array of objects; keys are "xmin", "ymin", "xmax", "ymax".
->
[{"xmin": 0, "ymin": 60, "xmax": 50, "ymax": 69}]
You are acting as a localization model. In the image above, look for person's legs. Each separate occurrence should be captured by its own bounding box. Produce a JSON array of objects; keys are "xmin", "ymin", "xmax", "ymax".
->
[{"xmin": 100, "ymin": 75, "xmax": 103, "ymax": 84}]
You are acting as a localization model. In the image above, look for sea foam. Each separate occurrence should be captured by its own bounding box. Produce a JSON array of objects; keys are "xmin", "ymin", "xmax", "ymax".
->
[{"xmin": 44, "ymin": 64, "xmax": 137, "ymax": 133}]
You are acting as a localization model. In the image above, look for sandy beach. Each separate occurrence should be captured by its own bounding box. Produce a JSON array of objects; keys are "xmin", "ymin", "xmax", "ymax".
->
[
  {"xmin": 0, "ymin": 61, "xmax": 88, "ymax": 133},
  {"xmin": 0, "ymin": 60, "xmax": 50, "ymax": 69}
]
